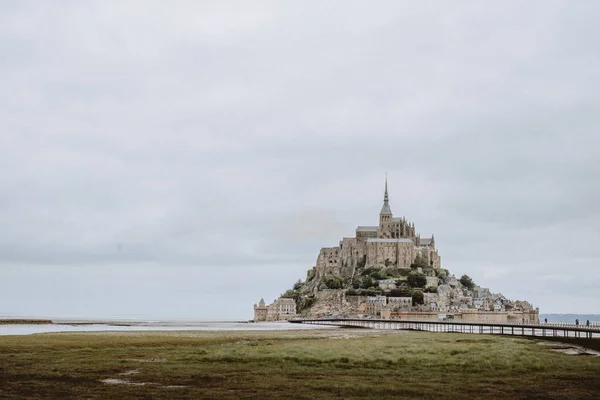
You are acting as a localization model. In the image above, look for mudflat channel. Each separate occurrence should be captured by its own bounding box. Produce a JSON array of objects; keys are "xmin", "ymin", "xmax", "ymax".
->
[{"xmin": 0, "ymin": 329, "xmax": 599, "ymax": 399}]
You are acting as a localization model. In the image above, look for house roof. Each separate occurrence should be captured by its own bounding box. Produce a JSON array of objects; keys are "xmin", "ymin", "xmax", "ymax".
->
[
  {"xmin": 367, "ymin": 238, "xmax": 413, "ymax": 243},
  {"xmin": 356, "ymin": 226, "xmax": 378, "ymax": 232}
]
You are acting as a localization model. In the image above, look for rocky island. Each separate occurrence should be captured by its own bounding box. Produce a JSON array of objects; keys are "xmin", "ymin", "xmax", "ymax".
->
[{"xmin": 255, "ymin": 178, "xmax": 539, "ymax": 323}]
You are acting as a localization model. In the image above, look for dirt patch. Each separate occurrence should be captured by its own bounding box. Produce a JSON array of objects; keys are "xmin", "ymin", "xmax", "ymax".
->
[
  {"xmin": 102, "ymin": 370, "xmax": 187, "ymax": 388},
  {"xmin": 101, "ymin": 378, "xmax": 149, "ymax": 386},
  {"xmin": 124, "ymin": 357, "xmax": 167, "ymax": 363},
  {"xmin": 538, "ymin": 341, "xmax": 600, "ymax": 356},
  {"xmin": 328, "ymin": 333, "xmax": 362, "ymax": 339},
  {"xmin": 118, "ymin": 369, "xmax": 140, "ymax": 376}
]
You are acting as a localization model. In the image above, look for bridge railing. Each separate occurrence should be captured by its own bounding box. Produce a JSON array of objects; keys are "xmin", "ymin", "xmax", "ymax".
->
[
  {"xmin": 396, "ymin": 318, "xmax": 600, "ymax": 329},
  {"xmin": 293, "ymin": 317, "xmax": 600, "ymax": 331}
]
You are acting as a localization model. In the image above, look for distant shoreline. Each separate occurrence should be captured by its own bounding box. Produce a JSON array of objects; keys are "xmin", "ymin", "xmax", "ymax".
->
[{"xmin": 0, "ymin": 319, "xmax": 53, "ymax": 325}]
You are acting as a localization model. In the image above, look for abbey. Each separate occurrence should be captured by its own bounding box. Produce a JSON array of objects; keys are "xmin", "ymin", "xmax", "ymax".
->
[{"xmin": 315, "ymin": 178, "xmax": 441, "ymax": 279}]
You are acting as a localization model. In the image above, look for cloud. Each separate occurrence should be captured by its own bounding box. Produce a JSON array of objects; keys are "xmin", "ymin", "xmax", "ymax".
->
[{"xmin": 1, "ymin": 0, "xmax": 599, "ymax": 317}]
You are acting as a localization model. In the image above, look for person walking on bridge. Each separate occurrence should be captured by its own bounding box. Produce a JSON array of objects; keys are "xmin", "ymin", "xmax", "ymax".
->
[
  {"xmin": 575, "ymin": 319, "xmax": 579, "ymax": 326},
  {"xmin": 586, "ymin": 320, "xmax": 590, "ymax": 327}
]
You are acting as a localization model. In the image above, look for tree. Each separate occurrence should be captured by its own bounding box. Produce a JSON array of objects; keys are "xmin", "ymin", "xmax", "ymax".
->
[
  {"xmin": 324, "ymin": 276, "xmax": 343, "ymax": 289},
  {"xmin": 412, "ymin": 290, "xmax": 424, "ymax": 305},
  {"xmin": 361, "ymin": 267, "xmax": 377, "ymax": 276},
  {"xmin": 435, "ymin": 268, "xmax": 447, "ymax": 279},
  {"xmin": 297, "ymin": 295, "xmax": 316, "ymax": 312},
  {"xmin": 424, "ymin": 286, "xmax": 437, "ymax": 293},
  {"xmin": 346, "ymin": 288, "xmax": 358, "ymax": 296},
  {"xmin": 389, "ymin": 288, "xmax": 403, "ymax": 297},
  {"xmin": 369, "ymin": 269, "xmax": 385, "ymax": 280},
  {"xmin": 306, "ymin": 267, "xmax": 316, "ymax": 282},
  {"xmin": 407, "ymin": 272, "xmax": 427, "ymax": 288},
  {"xmin": 360, "ymin": 276, "xmax": 375, "ymax": 289},
  {"xmin": 460, "ymin": 274, "xmax": 475, "ymax": 290},
  {"xmin": 281, "ymin": 289, "xmax": 299, "ymax": 301},
  {"xmin": 293, "ymin": 279, "xmax": 304, "ymax": 291},
  {"xmin": 410, "ymin": 254, "xmax": 429, "ymax": 270}
]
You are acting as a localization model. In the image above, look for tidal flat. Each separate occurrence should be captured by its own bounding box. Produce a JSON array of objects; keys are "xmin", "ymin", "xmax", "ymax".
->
[{"xmin": 1, "ymin": 329, "xmax": 599, "ymax": 399}]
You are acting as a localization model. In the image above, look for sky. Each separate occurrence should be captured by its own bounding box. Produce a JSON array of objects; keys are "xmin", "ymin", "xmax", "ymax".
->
[{"xmin": 1, "ymin": 1, "xmax": 599, "ymax": 319}]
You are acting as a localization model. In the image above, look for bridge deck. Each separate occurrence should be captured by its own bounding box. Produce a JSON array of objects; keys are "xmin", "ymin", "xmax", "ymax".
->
[{"xmin": 290, "ymin": 318, "xmax": 600, "ymax": 339}]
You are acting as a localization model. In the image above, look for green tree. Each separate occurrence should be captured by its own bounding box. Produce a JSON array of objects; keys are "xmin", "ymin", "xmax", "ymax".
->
[
  {"xmin": 412, "ymin": 290, "xmax": 424, "ymax": 305},
  {"xmin": 346, "ymin": 288, "xmax": 358, "ymax": 296},
  {"xmin": 410, "ymin": 254, "xmax": 429, "ymax": 270},
  {"xmin": 297, "ymin": 295, "xmax": 316, "ymax": 312},
  {"xmin": 424, "ymin": 286, "xmax": 437, "ymax": 293},
  {"xmin": 369, "ymin": 270, "xmax": 385, "ymax": 280},
  {"xmin": 360, "ymin": 276, "xmax": 375, "ymax": 289},
  {"xmin": 460, "ymin": 274, "xmax": 475, "ymax": 290},
  {"xmin": 281, "ymin": 289, "xmax": 299, "ymax": 301},
  {"xmin": 293, "ymin": 279, "xmax": 304, "ymax": 291},
  {"xmin": 324, "ymin": 276, "xmax": 343, "ymax": 289},
  {"xmin": 407, "ymin": 272, "xmax": 427, "ymax": 288},
  {"xmin": 389, "ymin": 288, "xmax": 403, "ymax": 297},
  {"xmin": 306, "ymin": 267, "xmax": 316, "ymax": 282},
  {"xmin": 435, "ymin": 268, "xmax": 447, "ymax": 279}
]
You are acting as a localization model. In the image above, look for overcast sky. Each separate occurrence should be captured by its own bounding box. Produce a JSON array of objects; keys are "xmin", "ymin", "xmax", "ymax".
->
[{"xmin": 1, "ymin": 1, "xmax": 599, "ymax": 320}]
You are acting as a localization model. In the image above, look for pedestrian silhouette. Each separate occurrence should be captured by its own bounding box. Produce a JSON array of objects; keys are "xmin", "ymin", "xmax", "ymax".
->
[{"xmin": 586, "ymin": 320, "xmax": 590, "ymax": 327}]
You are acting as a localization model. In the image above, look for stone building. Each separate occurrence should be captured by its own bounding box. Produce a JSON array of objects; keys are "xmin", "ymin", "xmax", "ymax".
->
[
  {"xmin": 313, "ymin": 178, "xmax": 441, "ymax": 285},
  {"xmin": 426, "ymin": 276, "xmax": 439, "ymax": 288},
  {"xmin": 387, "ymin": 297, "xmax": 413, "ymax": 309},
  {"xmin": 378, "ymin": 279, "xmax": 397, "ymax": 291},
  {"xmin": 253, "ymin": 297, "xmax": 297, "ymax": 321},
  {"xmin": 253, "ymin": 298, "xmax": 268, "ymax": 321},
  {"xmin": 366, "ymin": 295, "xmax": 387, "ymax": 315}
]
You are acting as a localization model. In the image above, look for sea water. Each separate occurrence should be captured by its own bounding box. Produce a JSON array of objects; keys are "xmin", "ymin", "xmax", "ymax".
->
[{"xmin": 0, "ymin": 321, "xmax": 334, "ymax": 336}]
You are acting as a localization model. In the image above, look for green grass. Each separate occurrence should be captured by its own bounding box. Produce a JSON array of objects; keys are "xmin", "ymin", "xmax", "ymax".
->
[{"xmin": 0, "ymin": 329, "xmax": 599, "ymax": 399}]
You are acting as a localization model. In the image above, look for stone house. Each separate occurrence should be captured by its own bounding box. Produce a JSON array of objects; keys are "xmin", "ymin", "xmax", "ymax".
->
[
  {"xmin": 426, "ymin": 276, "xmax": 439, "ymax": 288},
  {"xmin": 448, "ymin": 276, "xmax": 458, "ymax": 287},
  {"xmin": 387, "ymin": 296, "xmax": 412, "ymax": 309},
  {"xmin": 366, "ymin": 295, "xmax": 387, "ymax": 315},
  {"xmin": 378, "ymin": 279, "xmax": 397, "ymax": 291},
  {"xmin": 423, "ymin": 293, "xmax": 440, "ymax": 306},
  {"xmin": 254, "ymin": 297, "xmax": 297, "ymax": 321}
]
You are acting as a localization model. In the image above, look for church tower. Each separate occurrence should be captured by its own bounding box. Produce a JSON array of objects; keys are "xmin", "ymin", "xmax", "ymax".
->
[{"xmin": 379, "ymin": 176, "xmax": 393, "ymax": 236}]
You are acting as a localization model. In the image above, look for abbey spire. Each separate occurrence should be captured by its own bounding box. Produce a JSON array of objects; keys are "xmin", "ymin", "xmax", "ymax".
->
[{"xmin": 380, "ymin": 175, "xmax": 392, "ymax": 215}]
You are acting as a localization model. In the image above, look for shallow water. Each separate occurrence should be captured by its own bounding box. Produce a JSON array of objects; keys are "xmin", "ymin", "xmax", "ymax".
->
[{"xmin": 0, "ymin": 321, "xmax": 333, "ymax": 336}]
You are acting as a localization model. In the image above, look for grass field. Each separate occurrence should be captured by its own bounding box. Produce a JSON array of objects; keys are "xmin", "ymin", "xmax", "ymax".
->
[{"xmin": 1, "ymin": 329, "xmax": 599, "ymax": 399}]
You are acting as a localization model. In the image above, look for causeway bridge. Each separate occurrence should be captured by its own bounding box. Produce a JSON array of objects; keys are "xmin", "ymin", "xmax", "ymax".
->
[{"xmin": 289, "ymin": 318, "xmax": 600, "ymax": 339}]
